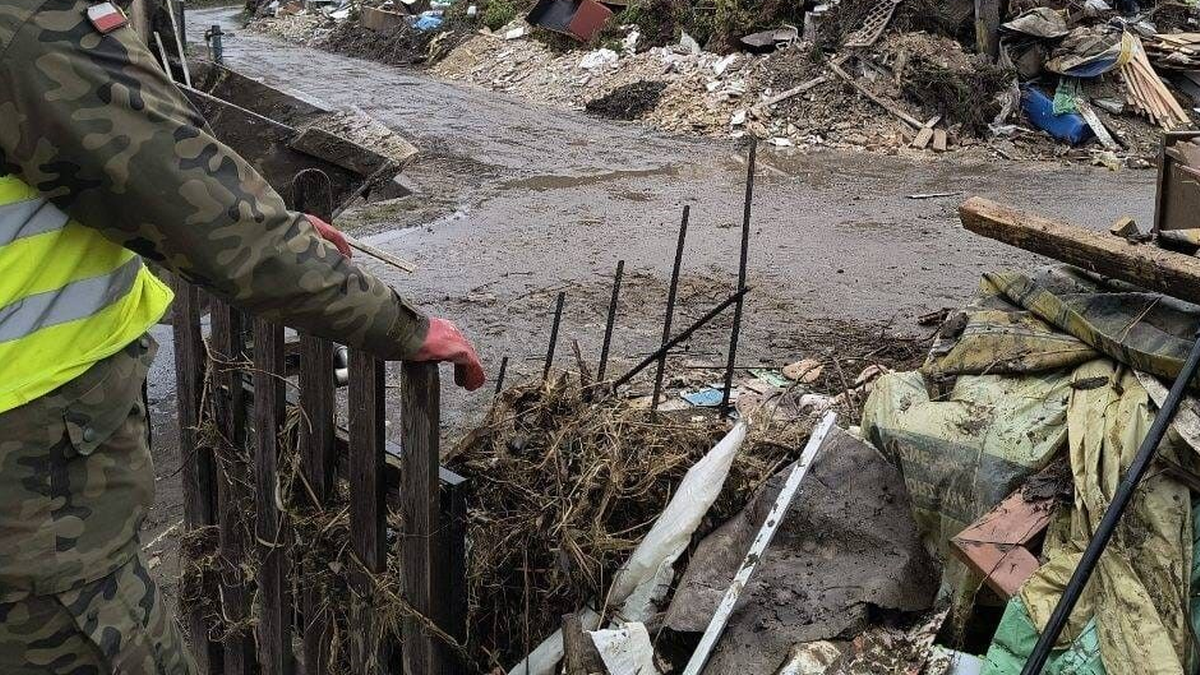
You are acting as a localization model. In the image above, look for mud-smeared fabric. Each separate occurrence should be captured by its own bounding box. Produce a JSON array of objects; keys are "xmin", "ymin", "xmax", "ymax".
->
[
  {"xmin": 0, "ymin": 0, "xmax": 427, "ymax": 359},
  {"xmin": 861, "ymin": 369, "xmax": 1071, "ymax": 560},
  {"xmin": 924, "ymin": 266, "xmax": 1200, "ymax": 383},
  {"xmin": 1019, "ymin": 361, "xmax": 1193, "ymax": 675},
  {"xmin": 0, "ymin": 551, "xmax": 197, "ymax": 674},
  {"xmin": 0, "ymin": 337, "xmax": 156, "ymax": 600},
  {"xmin": 865, "ymin": 265, "xmax": 1199, "ymax": 674}
]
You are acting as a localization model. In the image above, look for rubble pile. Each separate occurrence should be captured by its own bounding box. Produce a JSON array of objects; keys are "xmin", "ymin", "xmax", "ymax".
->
[{"xmin": 249, "ymin": 0, "xmax": 1200, "ymax": 163}]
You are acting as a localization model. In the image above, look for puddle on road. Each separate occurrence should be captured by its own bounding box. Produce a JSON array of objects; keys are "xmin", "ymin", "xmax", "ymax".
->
[{"xmin": 498, "ymin": 164, "xmax": 681, "ymax": 191}]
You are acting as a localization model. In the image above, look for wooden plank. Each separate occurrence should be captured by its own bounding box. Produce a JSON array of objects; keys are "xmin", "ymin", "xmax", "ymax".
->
[
  {"xmin": 171, "ymin": 279, "xmax": 223, "ymax": 674},
  {"xmin": 911, "ymin": 126, "xmax": 934, "ymax": 149},
  {"xmin": 400, "ymin": 362, "xmax": 441, "ymax": 675},
  {"xmin": 562, "ymin": 613, "xmax": 605, "ymax": 675},
  {"xmin": 959, "ymin": 196, "xmax": 1200, "ymax": 305},
  {"xmin": 433, "ymin": 472, "xmax": 468, "ymax": 674},
  {"xmin": 210, "ymin": 301, "xmax": 256, "ymax": 675},
  {"xmin": 252, "ymin": 318, "xmax": 293, "ymax": 675},
  {"xmin": 349, "ymin": 351, "xmax": 388, "ymax": 674},
  {"xmin": 299, "ymin": 336, "xmax": 336, "ymax": 675},
  {"xmin": 974, "ymin": 0, "xmax": 1001, "ymax": 59},
  {"xmin": 932, "ymin": 129, "xmax": 948, "ymax": 152}
]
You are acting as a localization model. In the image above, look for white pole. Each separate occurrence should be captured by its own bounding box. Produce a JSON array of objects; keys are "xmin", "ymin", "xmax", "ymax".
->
[{"xmin": 681, "ymin": 411, "xmax": 838, "ymax": 675}]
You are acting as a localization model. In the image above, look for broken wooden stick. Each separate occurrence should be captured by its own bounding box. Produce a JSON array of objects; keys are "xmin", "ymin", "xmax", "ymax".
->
[
  {"xmin": 828, "ymin": 59, "xmax": 923, "ymax": 129},
  {"xmin": 345, "ymin": 234, "xmax": 417, "ymax": 273},
  {"xmin": 959, "ymin": 196, "xmax": 1200, "ymax": 305}
]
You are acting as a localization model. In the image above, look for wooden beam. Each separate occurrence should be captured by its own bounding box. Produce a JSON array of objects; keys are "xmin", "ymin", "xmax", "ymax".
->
[
  {"xmin": 171, "ymin": 279, "xmax": 223, "ymax": 674},
  {"xmin": 975, "ymin": 0, "xmax": 1001, "ymax": 60},
  {"xmin": 562, "ymin": 613, "xmax": 605, "ymax": 675},
  {"xmin": 827, "ymin": 59, "xmax": 923, "ymax": 129},
  {"xmin": 252, "ymin": 318, "xmax": 293, "ymax": 675},
  {"xmin": 299, "ymin": 336, "xmax": 336, "ymax": 675},
  {"xmin": 349, "ymin": 352, "xmax": 388, "ymax": 674},
  {"xmin": 400, "ymin": 363, "xmax": 441, "ymax": 675},
  {"xmin": 960, "ymin": 196, "xmax": 1200, "ymax": 305},
  {"xmin": 210, "ymin": 302, "xmax": 255, "ymax": 675}
]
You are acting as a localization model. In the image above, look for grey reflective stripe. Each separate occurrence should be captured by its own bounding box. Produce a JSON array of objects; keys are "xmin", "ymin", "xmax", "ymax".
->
[
  {"xmin": 0, "ymin": 257, "xmax": 143, "ymax": 344},
  {"xmin": 0, "ymin": 197, "xmax": 69, "ymax": 246}
]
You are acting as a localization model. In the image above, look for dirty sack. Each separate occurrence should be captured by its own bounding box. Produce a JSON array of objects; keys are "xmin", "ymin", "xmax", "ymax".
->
[
  {"xmin": 863, "ymin": 265, "xmax": 1200, "ymax": 674},
  {"xmin": 663, "ymin": 426, "xmax": 939, "ymax": 675}
]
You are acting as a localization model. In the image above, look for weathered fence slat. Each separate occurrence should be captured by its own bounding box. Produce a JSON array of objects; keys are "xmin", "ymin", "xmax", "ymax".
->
[
  {"xmin": 172, "ymin": 280, "xmax": 223, "ymax": 674},
  {"xmin": 434, "ymin": 470, "xmax": 469, "ymax": 674},
  {"xmin": 252, "ymin": 318, "xmax": 293, "ymax": 674},
  {"xmin": 175, "ymin": 168, "xmax": 465, "ymax": 674},
  {"xmin": 210, "ymin": 301, "xmax": 256, "ymax": 675},
  {"xmin": 299, "ymin": 335, "xmax": 336, "ymax": 675},
  {"xmin": 349, "ymin": 351, "xmax": 388, "ymax": 673},
  {"xmin": 400, "ymin": 362, "xmax": 441, "ymax": 674}
]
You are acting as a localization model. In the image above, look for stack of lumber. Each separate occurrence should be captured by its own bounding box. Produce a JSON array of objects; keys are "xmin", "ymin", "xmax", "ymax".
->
[
  {"xmin": 1145, "ymin": 32, "xmax": 1200, "ymax": 69},
  {"xmin": 1120, "ymin": 36, "xmax": 1191, "ymax": 130}
]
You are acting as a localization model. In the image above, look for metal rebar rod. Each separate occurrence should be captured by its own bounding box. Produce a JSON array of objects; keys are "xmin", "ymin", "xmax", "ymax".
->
[
  {"xmin": 494, "ymin": 356, "xmax": 509, "ymax": 396},
  {"xmin": 1021, "ymin": 332, "xmax": 1200, "ymax": 675},
  {"xmin": 652, "ymin": 207, "xmax": 690, "ymax": 412},
  {"xmin": 543, "ymin": 292, "xmax": 566, "ymax": 381},
  {"xmin": 719, "ymin": 139, "xmax": 757, "ymax": 417},
  {"xmin": 596, "ymin": 260, "xmax": 625, "ymax": 382},
  {"xmin": 613, "ymin": 287, "xmax": 752, "ymax": 390}
]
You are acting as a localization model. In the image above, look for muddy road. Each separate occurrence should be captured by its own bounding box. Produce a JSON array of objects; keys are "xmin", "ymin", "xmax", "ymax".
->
[{"xmin": 142, "ymin": 5, "xmax": 1158, "ymax": 603}]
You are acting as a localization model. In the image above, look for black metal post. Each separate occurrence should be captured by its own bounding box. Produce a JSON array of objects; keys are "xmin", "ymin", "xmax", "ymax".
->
[
  {"xmin": 597, "ymin": 260, "xmax": 625, "ymax": 382},
  {"xmin": 1021, "ymin": 333, "xmax": 1200, "ymax": 675},
  {"xmin": 719, "ymin": 139, "xmax": 757, "ymax": 417},
  {"xmin": 543, "ymin": 293, "xmax": 566, "ymax": 382},
  {"xmin": 652, "ymin": 207, "xmax": 690, "ymax": 413},
  {"xmin": 613, "ymin": 287, "xmax": 752, "ymax": 390},
  {"xmin": 494, "ymin": 356, "xmax": 509, "ymax": 395}
]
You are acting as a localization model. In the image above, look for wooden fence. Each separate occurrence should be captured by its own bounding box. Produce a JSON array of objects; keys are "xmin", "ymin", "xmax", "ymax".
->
[{"xmin": 171, "ymin": 171, "xmax": 466, "ymax": 675}]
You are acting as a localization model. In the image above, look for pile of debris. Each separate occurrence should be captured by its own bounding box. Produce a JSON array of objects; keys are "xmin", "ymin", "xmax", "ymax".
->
[
  {"xmin": 436, "ymin": 194, "xmax": 1200, "ymax": 674},
  {"xmin": 246, "ymin": 0, "xmax": 1200, "ymax": 163}
]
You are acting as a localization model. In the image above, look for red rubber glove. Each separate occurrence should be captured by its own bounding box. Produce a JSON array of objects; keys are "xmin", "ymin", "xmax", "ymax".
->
[
  {"xmin": 306, "ymin": 213, "xmax": 352, "ymax": 258},
  {"xmin": 411, "ymin": 318, "xmax": 486, "ymax": 391}
]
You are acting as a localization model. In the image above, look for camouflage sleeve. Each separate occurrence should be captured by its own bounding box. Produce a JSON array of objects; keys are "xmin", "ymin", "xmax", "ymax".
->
[{"xmin": 0, "ymin": 0, "xmax": 428, "ymax": 359}]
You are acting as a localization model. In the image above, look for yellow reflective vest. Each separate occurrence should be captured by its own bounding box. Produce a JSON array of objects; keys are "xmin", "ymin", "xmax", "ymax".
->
[{"xmin": 0, "ymin": 175, "xmax": 173, "ymax": 413}]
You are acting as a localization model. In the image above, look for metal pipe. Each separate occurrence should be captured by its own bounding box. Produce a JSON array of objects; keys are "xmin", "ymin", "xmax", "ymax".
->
[
  {"xmin": 720, "ymin": 139, "xmax": 757, "ymax": 417},
  {"xmin": 613, "ymin": 287, "xmax": 752, "ymax": 390},
  {"xmin": 596, "ymin": 260, "xmax": 625, "ymax": 382},
  {"xmin": 543, "ymin": 293, "xmax": 566, "ymax": 381},
  {"xmin": 652, "ymin": 207, "xmax": 690, "ymax": 412},
  {"xmin": 1021, "ymin": 332, "xmax": 1200, "ymax": 675}
]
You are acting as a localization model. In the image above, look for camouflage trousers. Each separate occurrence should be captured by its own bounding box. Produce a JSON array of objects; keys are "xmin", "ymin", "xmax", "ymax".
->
[
  {"xmin": 0, "ymin": 337, "xmax": 198, "ymax": 673},
  {"xmin": 0, "ymin": 552, "xmax": 197, "ymax": 674}
]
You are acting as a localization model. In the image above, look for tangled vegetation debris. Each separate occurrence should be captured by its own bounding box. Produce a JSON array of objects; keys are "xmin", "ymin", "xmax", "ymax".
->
[{"xmin": 451, "ymin": 374, "xmax": 813, "ymax": 668}]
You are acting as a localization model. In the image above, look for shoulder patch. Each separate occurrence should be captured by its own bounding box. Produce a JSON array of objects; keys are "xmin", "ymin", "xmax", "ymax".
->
[{"xmin": 85, "ymin": 1, "xmax": 125, "ymax": 33}]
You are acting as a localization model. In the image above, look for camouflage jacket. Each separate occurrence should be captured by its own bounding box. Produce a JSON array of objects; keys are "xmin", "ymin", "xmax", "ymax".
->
[{"xmin": 0, "ymin": 0, "xmax": 429, "ymax": 359}]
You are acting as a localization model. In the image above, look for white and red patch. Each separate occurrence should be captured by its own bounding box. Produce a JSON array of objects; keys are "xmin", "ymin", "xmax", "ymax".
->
[{"xmin": 86, "ymin": 2, "xmax": 128, "ymax": 34}]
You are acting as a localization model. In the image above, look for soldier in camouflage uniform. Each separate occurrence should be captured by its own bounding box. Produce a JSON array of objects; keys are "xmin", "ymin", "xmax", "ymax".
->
[{"xmin": 0, "ymin": 0, "xmax": 486, "ymax": 670}]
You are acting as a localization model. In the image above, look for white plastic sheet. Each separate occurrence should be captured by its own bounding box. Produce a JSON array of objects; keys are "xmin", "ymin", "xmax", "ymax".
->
[
  {"xmin": 589, "ymin": 622, "xmax": 660, "ymax": 675},
  {"xmin": 609, "ymin": 421, "xmax": 749, "ymax": 622}
]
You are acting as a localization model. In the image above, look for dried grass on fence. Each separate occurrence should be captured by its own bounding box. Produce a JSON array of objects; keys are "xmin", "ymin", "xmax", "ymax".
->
[{"xmin": 178, "ymin": 355, "xmax": 814, "ymax": 673}]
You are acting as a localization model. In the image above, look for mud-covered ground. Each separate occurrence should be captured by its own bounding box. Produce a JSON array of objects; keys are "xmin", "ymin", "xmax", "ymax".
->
[{"xmin": 144, "ymin": 5, "xmax": 1160, "ymax": 614}]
